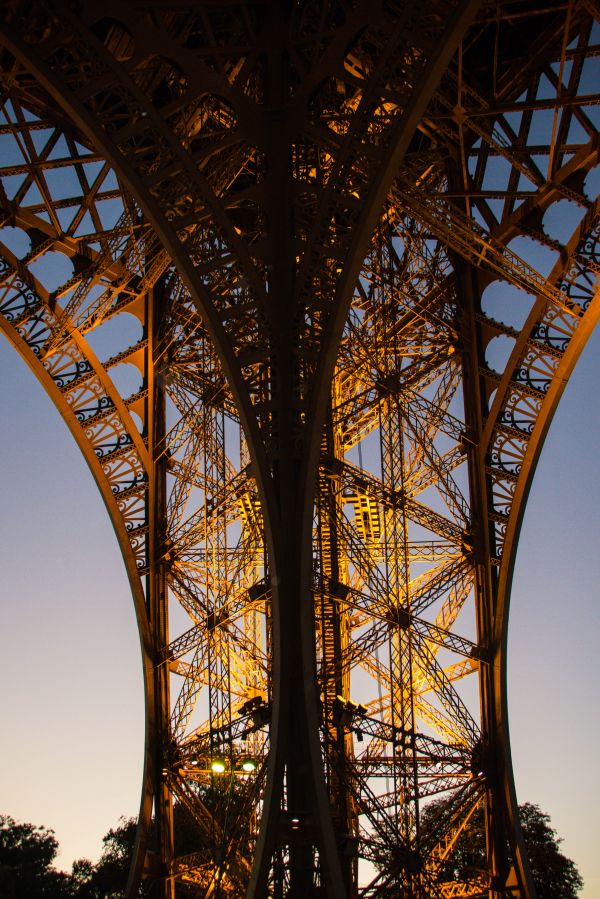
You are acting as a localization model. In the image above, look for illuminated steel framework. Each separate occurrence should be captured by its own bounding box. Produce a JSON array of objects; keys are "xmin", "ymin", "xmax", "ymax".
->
[{"xmin": 0, "ymin": 1, "xmax": 598, "ymax": 896}]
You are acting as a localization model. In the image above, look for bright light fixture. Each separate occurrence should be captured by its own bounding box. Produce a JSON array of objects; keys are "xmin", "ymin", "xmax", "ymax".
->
[{"xmin": 211, "ymin": 759, "xmax": 226, "ymax": 774}]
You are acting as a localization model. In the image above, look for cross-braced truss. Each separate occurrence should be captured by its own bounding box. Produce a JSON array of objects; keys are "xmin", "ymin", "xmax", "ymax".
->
[{"xmin": 0, "ymin": 2, "xmax": 598, "ymax": 897}]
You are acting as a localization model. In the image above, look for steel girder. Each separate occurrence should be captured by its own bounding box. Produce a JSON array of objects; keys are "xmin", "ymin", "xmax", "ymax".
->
[{"xmin": 0, "ymin": 1, "xmax": 598, "ymax": 896}]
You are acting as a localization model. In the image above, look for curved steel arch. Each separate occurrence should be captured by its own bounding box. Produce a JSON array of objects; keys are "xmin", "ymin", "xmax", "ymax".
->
[
  {"xmin": 1, "ymin": 2, "xmax": 598, "ymax": 897},
  {"xmin": 0, "ymin": 235, "xmax": 157, "ymax": 889},
  {"xmin": 483, "ymin": 203, "xmax": 600, "ymax": 896}
]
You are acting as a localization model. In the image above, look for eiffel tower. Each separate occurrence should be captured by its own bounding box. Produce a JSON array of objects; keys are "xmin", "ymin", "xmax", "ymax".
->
[{"xmin": 1, "ymin": 2, "xmax": 598, "ymax": 896}]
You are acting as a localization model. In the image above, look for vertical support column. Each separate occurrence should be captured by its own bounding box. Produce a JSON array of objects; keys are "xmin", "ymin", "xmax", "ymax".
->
[
  {"xmin": 318, "ymin": 401, "xmax": 355, "ymax": 894},
  {"xmin": 147, "ymin": 280, "xmax": 175, "ymax": 899},
  {"xmin": 374, "ymin": 229, "xmax": 420, "ymax": 893},
  {"xmin": 251, "ymin": 13, "xmax": 347, "ymax": 890},
  {"xmin": 380, "ymin": 391, "xmax": 420, "ymax": 894}
]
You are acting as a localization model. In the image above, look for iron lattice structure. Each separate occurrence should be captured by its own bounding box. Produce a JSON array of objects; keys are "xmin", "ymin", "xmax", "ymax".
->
[{"xmin": 0, "ymin": 1, "xmax": 598, "ymax": 896}]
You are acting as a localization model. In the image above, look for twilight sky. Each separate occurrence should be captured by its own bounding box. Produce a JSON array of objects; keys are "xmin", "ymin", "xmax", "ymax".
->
[{"xmin": 0, "ymin": 320, "xmax": 599, "ymax": 893}]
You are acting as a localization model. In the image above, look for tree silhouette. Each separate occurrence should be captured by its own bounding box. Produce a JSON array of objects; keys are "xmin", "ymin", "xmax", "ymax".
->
[
  {"xmin": 1, "ymin": 799, "xmax": 583, "ymax": 897},
  {"xmin": 0, "ymin": 815, "xmax": 73, "ymax": 898},
  {"xmin": 420, "ymin": 800, "xmax": 583, "ymax": 898},
  {"xmin": 518, "ymin": 803, "xmax": 583, "ymax": 899}
]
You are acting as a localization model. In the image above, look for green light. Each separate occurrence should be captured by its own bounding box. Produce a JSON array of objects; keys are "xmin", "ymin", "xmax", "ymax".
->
[
  {"xmin": 241, "ymin": 758, "xmax": 256, "ymax": 773},
  {"xmin": 211, "ymin": 759, "xmax": 226, "ymax": 774}
]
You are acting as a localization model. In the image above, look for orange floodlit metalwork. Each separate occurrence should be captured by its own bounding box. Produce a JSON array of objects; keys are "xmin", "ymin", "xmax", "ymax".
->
[{"xmin": 0, "ymin": 2, "xmax": 598, "ymax": 897}]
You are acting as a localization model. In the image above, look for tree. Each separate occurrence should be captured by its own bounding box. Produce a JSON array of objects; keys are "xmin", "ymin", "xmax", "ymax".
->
[
  {"xmin": 69, "ymin": 805, "xmax": 206, "ymax": 897},
  {"xmin": 518, "ymin": 802, "xmax": 583, "ymax": 899},
  {"xmin": 421, "ymin": 800, "xmax": 583, "ymax": 898},
  {"xmin": 70, "ymin": 816, "xmax": 148, "ymax": 899},
  {"xmin": 0, "ymin": 815, "xmax": 73, "ymax": 898},
  {"xmin": 2, "ymin": 799, "xmax": 584, "ymax": 897}
]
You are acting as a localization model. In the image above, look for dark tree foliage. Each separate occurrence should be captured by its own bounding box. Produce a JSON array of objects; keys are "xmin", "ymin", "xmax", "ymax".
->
[
  {"xmin": 70, "ymin": 816, "xmax": 138, "ymax": 898},
  {"xmin": 423, "ymin": 800, "xmax": 487, "ymax": 884},
  {"xmin": 518, "ymin": 803, "xmax": 583, "ymax": 899},
  {"xmin": 420, "ymin": 800, "xmax": 583, "ymax": 899},
  {"xmin": 70, "ymin": 806, "xmax": 205, "ymax": 898},
  {"xmin": 0, "ymin": 815, "xmax": 73, "ymax": 898},
  {"xmin": 2, "ymin": 800, "xmax": 583, "ymax": 897}
]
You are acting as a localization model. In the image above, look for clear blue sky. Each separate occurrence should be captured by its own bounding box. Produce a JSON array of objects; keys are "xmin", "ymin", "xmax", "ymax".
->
[
  {"xmin": 508, "ymin": 323, "xmax": 600, "ymax": 898},
  {"xmin": 0, "ymin": 322, "xmax": 599, "ymax": 892}
]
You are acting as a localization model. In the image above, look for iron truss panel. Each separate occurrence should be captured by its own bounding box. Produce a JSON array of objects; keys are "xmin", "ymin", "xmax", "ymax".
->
[{"xmin": 0, "ymin": 1, "xmax": 598, "ymax": 897}]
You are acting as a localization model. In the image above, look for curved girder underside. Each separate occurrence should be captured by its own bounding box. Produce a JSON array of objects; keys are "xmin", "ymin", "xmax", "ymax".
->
[{"xmin": 0, "ymin": 2, "xmax": 598, "ymax": 897}]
